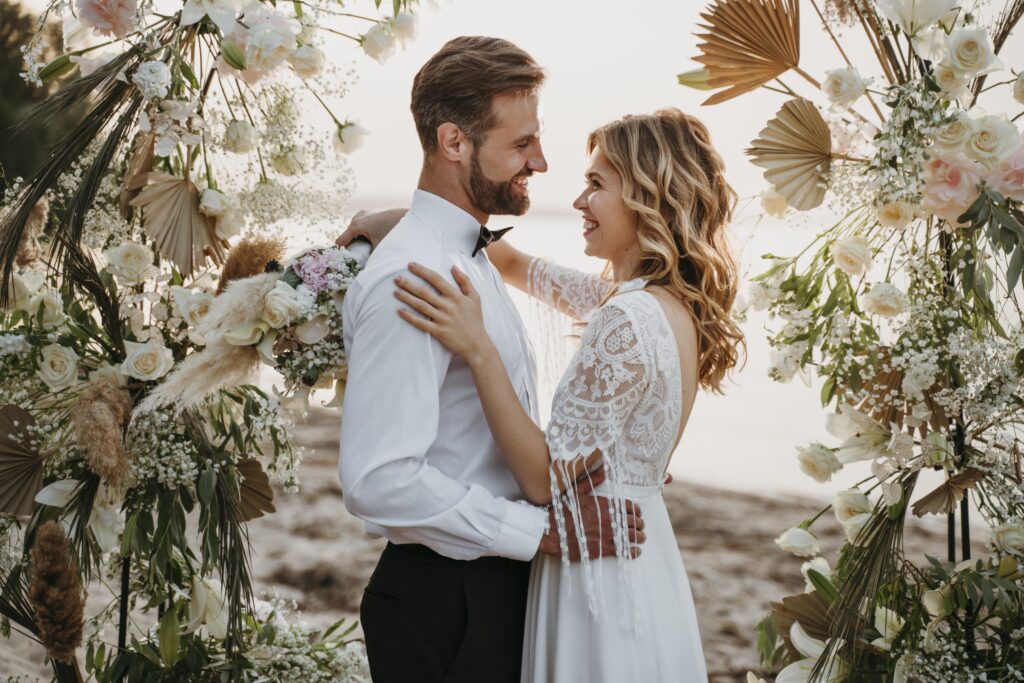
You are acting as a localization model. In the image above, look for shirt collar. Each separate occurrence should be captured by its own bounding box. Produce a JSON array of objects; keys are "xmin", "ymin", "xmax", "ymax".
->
[{"xmin": 409, "ymin": 189, "xmax": 482, "ymax": 255}]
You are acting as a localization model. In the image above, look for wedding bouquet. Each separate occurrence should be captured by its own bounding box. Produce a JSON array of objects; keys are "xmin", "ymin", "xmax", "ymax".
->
[
  {"xmin": 0, "ymin": 0, "xmax": 421, "ymax": 678},
  {"xmin": 682, "ymin": 0, "xmax": 1024, "ymax": 679}
]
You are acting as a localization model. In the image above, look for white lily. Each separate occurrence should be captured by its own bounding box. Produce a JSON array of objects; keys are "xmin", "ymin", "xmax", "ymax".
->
[
  {"xmin": 870, "ymin": 606, "xmax": 905, "ymax": 651},
  {"xmin": 776, "ymin": 621, "xmax": 846, "ymax": 683},
  {"xmin": 877, "ymin": 0, "xmax": 958, "ymax": 36},
  {"xmin": 35, "ymin": 479, "xmax": 122, "ymax": 552},
  {"xmin": 826, "ymin": 403, "xmax": 892, "ymax": 464},
  {"xmin": 187, "ymin": 576, "xmax": 229, "ymax": 639}
]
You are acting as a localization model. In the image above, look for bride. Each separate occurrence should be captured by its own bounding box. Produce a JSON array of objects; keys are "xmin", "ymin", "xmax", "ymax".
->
[{"xmin": 365, "ymin": 107, "xmax": 744, "ymax": 682}]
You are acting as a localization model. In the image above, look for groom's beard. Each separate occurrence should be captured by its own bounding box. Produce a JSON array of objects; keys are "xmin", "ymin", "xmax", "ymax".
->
[{"xmin": 469, "ymin": 151, "xmax": 530, "ymax": 216}]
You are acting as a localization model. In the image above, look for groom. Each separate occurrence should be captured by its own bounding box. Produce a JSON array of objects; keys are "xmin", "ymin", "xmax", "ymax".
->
[{"xmin": 337, "ymin": 37, "xmax": 645, "ymax": 682}]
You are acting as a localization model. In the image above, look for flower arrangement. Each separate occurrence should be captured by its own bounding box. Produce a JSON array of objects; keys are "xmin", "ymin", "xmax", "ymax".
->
[
  {"xmin": 681, "ymin": 0, "xmax": 1024, "ymax": 679},
  {"xmin": 0, "ymin": 0, "xmax": 421, "ymax": 679}
]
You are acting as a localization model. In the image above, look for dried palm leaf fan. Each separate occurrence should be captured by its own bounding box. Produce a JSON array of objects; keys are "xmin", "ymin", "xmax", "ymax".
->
[
  {"xmin": 129, "ymin": 172, "xmax": 227, "ymax": 276},
  {"xmin": 235, "ymin": 458, "xmax": 275, "ymax": 522},
  {"xmin": 912, "ymin": 468, "xmax": 985, "ymax": 517},
  {"xmin": 0, "ymin": 405, "xmax": 46, "ymax": 516},
  {"xmin": 842, "ymin": 347, "xmax": 948, "ymax": 436},
  {"xmin": 746, "ymin": 98, "xmax": 832, "ymax": 210},
  {"xmin": 119, "ymin": 132, "xmax": 156, "ymax": 218},
  {"xmin": 693, "ymin": 0, "xmax": 801, "ymax": 105}
]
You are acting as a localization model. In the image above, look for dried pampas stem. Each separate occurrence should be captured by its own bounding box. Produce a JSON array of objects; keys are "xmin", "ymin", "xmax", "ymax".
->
[
  {"xmin": 71, "ymin": 380, "xmax": 134, "ymax": 487},
  {"xmin": 28, "ymin": 522, "xmax": 85, "ymax": 664},
  {"xmin": 14, "ymin": 198, "xmax": 49, "ymax": 268},
  {"xmin": 134, "ymin": 339, "xmax": 260, "ymax": 415}
]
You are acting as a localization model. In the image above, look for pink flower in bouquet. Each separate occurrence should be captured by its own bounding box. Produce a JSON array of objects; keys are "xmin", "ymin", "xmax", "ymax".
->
[
  {"xmin": 75, "ymin": 0, "xmax": 137, "ymax": 39},
  {"xmin": 986, "ymin": 142, "xmax": 1024, "ymax": 202},
  {"xmin": 292, "ymin": 252, "xmax": 330, "ymax": 292},
  {"xmin": 921, "ymin": 152, "xmax": 983, "ymax": 223}
]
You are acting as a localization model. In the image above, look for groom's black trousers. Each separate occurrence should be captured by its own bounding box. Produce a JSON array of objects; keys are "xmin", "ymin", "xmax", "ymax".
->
[{"xmin": 360, "ymin": 541, "xmax": 531, "ymax": 682}]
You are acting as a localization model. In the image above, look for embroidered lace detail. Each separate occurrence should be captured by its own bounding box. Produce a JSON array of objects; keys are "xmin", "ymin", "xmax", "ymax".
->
[
  {"xmin": 544, "ymin": 289, "xmax": 683, "ymax": 631},
  {"xmin": 527, "ymin": 257, "xmax": 614, "ymax": 321}
]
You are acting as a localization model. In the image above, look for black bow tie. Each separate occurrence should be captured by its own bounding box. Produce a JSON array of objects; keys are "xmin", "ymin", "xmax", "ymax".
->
[{"xmin": 473, "ymin": 225, "xmax": 513, "ymax": 257}]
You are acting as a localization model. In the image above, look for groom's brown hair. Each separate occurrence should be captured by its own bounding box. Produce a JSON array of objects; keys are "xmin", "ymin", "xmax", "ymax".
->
[{"xmin": 411, "ymin": 36, "xmax": 545, "ymax": 154}]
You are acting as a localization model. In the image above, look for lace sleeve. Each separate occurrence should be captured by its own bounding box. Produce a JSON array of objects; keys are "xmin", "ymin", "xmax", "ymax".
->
[
  {"xmin": 527, "ymin": 257, "xmax": 614, "ymax": 321},
  {"xmin": 544, "ymin": 302, "xmax": 649, "ymax": 463}
]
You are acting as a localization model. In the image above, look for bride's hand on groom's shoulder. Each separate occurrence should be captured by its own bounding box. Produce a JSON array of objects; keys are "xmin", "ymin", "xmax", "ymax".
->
[
  {"xmin": 394, "ymin": 263, "xmax": 493, "ymax": 364},
  {"xmin": 335, "ymin": 207, "xmax": 408, "ymax": 249}
]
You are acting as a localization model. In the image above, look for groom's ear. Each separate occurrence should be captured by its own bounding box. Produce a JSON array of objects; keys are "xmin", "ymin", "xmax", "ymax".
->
[{"xmin": 436, "ymin": 122, "xmax": 471, "ymax": 163}]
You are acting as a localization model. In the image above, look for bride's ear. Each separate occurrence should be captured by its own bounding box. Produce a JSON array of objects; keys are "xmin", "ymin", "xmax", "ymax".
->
[{"xmin": 436, "ymin": 122, "xmax": 470, "ymax": 163}]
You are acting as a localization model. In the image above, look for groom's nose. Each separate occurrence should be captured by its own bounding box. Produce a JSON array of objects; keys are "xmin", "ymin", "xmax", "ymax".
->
[{"xmin": 528, "ymin": 145, "xmax": 548, "ymax": 174}]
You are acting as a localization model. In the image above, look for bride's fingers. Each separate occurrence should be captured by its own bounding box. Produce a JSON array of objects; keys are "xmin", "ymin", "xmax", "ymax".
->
[
  {"xmin": 451, "ymin": 267, "xmax": 478, "ymax": 298},
  {"xmin": 397, "ymin": 307, "xmax": 439, "ymax": 335},
  {"xmin": 408, "ymin": 262, "xmax": 459, "ymax": 298},
  {"xmin": 394, "ymin": 289, "xmax": 441, "ymax": 321},
  {"xmin": 395, "ymin": 275, "xmax": 445, "ymax": 309}
]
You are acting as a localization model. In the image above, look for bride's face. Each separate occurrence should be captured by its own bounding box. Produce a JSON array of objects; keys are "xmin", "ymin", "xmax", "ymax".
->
[{"xmin": 573, "ymin": 147, "xmax": 638, "ymax": 261}]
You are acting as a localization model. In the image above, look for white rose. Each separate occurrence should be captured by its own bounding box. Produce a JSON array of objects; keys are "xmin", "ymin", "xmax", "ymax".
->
[
  {"xmin": 171, "ymin": 286, "xmax": 215, "ymax": 328},
  {"xmin": 390, "ymin": 11, "xmax": 418, "ymax": 45},
  {"xmin": 821, "ymin": 67, "xmax": 868, "ymax": 108},
  {"xmin": 245, "ymin": 19, "xmax": 298, "ymax": 72},
  {"xmin": 289, "ymin": 45, "xmax": 324, "ymax": 79},
  {"xmin": 334, "ymin": 122, "xmax": 369, "ymax": 155},
  {"xmin": 760, "ymin": 186, "xmax": 788, "ymax": 218},
  {"xmin": 992, "ymin": 521, "xmax": 1024, "ymax": 557},
  {"xmin": 774, "ymin": 527, "xmax": 819, "ymax": 557},
  {"xmin": 946, "ymin": 28, "xmax": 1000, "ymax": 75},
  {"xmin": 922, "ymin": 585, "xmax": 952, "ymax": 618},
  {"xmin": 1015, "ymin": 72, "xmax": 1024, "ymax": 105},
  {"xmin": 800, "ymin": 556, "xmax": 832, "ymax": 592},
  {"xmin": 965, "ymin": 114, "xmax": 1021, "ymax": 165},
  {"xmin": 932, "ymin": 111, "xmax": 975, "ymax": 152},
  {"xmin": 30, "ymin": 289, "xmax": 65, "ymax": 329},
  {"xmin": 842, "ymin": 512, "xmax": 872, "ymax": 544},
  {"xmin": 38, "ymin": 344, "xmax": 79, "ymax": 391},
  {"xmin": 834, "ymin": 489, "xmax": 873, "ymax": 524},
  {"xmin": 270, "ymin": 146, "xmax": 306, "ymax": 175},
  {"xmin": 104, "ymin": 241, "xmax": 156, "ymax": 286},
  {"xmin": 862, "ymin": 282, "xmax": 907, "ymax": 317},
  {"xmin": 876, "ymin": 202, "xmax": 915, "ymax": 230},
  {"xmin": 829, "ymin": 236, "xmax": 872, "ymax": 277},
  {"xmin": 877, "ymin": 0, "xmax": 957, "ymax": 36},
  {"xmin": 198, "ymin": 188, "xmax": 230, "ymax": 219},
  {"xmin": 5, "ymin": 270, "xmax": 46, "ymax": 312},
  {"xmin": 215, "ymin": 205, "xmax": 244, "ymax": 240},
  {"xmin": 261, "ymin": 281, "xmax": 301, "ymax": 328},
  {"xmin": 223, "ymin": 119, "xmax": 256, "ymax": 153},
  {"xmin": 361, "ymin": 22, "xmax": 395, "ymax": 63},
  {"xmin": 121, "ymin": 339, "xmax": 175, "ymax": 381},
  {"xmin": 796, "ymin": 443, "xmax": 842, "ymax": 483},
  {"xmin": 132, "ymin": 60, "xmax": 172, "ymax": 100},
  {"xmin": 933, "ymin": 62, "xmax": 969, "ymax": 99}
]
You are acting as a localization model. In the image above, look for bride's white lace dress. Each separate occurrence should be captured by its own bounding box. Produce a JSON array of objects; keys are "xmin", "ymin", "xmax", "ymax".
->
[{"xmin": 521, "ymin": 258, "xmax": 708, "ymax": 683}]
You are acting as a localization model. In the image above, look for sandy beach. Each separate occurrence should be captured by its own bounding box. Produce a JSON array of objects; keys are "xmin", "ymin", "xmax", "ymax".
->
[{"xmin": 1, "ymin": 407, "xmax": 988, "ymax": 682}]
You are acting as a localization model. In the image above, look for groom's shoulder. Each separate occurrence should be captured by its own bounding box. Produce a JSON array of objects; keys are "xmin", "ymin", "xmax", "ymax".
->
[{"xmin": 349, "ymin": 215, "xmax": 446, "ymax": 300}]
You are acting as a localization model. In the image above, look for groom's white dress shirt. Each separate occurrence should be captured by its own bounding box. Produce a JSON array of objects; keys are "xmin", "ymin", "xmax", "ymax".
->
[{"xmin": 339, "ymin": 190, "xmax": 548, "ymax": 562}]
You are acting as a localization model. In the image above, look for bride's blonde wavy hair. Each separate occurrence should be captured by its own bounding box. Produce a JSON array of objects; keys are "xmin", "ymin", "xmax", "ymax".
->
[{"xmin": 589, "ymin": 107, "xmax": 746, "ymax": 393}]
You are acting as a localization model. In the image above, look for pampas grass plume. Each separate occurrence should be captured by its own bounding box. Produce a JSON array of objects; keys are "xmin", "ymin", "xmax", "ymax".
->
[
  {"xmin": 72, "ymin": 379, "xmax": 133, "ymax": 487},
  {"xmin": 217, "ymin": 236, "xmax": 286, "ymax": 294},
  {"xmin": 29, "ymin": 521, "xmax": 85, "ymax": 664}
]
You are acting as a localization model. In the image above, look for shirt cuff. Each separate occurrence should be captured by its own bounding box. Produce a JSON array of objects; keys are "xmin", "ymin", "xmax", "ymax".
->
[{"xmin": 489, "ymin": 500, "xmax": 547, "ymax": 561}]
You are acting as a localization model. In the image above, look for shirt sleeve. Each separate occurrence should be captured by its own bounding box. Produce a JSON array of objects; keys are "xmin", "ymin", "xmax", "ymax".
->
[
  {"xmin": 527, "ymin": 257, "xmax": 614, "ymax": 321},
  {"xmin": 339, "ymin": 264, "xmax": 547, "ymax": 562}
]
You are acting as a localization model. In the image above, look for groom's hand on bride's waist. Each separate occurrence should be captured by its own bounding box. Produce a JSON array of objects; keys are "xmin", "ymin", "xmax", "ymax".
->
[{"xmin": 536, "ymin": 465, "xmax": 646, "ymax": 562}]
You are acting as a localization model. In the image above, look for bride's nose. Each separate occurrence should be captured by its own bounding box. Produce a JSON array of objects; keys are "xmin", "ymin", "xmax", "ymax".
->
[{"xmin": 572, "ymin": 189, "xmax": 588, "ymax": 212}]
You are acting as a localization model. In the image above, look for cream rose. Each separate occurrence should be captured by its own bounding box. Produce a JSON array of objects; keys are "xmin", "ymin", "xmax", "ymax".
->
[
  {"xmin": 38, "ymin": 344, "xmax": 79, "ymax": 391},
  {"xmin": 829, "ymin": 236, "xmax": 872, "ymax": 277},
  {"xmin": 965, "ymin": 114, "xmax": 1021, "ymax": 165},
  {"xmin": 361, "ymin": 22, "xmax": 395, "ymax": 63},
  {"xmin": 121, "ymin": 339, "xmax": 174, "ymax": 381},
  {"xmin": 946, "ymin": 28, "xmax": 1000, "ymax": 75},
  {"xmin": 171, "ymin": 286, "xmax": 215, "ymax": 328},
  {"xmin": 992, "ymin": 521, "xmax": 1024, "ymax": 557},
  {"xmin": 933, "ymin": 62, "xmax": 968, "ymax": 99},
  {"xmin": 261, "ymin": 281, "xmax": 301, "ymax": 328},
  {"xmin": 288, "ymin": 45, "xmax": 324, "ymax": 79},
  {"xmin": 931, "ymin": 111, "xmax": 975, "ymax": 153},
  {"xmin": 245, "ymin": 15, "xmax": 298, "ymax": 72},
  {"xmin": 334, "ymin": 122, "xmax": 369, "ymax": 155},
  {"xmin": 774, "ymin": 527, "xmax": 819, "ymax": 557},
  {"xmin": 796, "ymin": 443, "xmax": 842, "ymax": 483},
  {"xmin": 986, "ymin": 146, "xmax": 1024, "ymax": 202},
  {"xmin": 876, "ymin": 202, "xmax": 915, "ymax": 229},
  {"xmin": 834, "ymin": 489, "xmax": 873, "ymax": 524},
  {"xmin": 223, "ymin": 119, "xmax": 256, "ymax": 153},
  {"xmin": 862, "ymin": 282, "xmax": 907, "ymax": 317},
  {"xmin": 104, "ymin": 241, "xmax": 156, "ymax": 286},
  {"xmin": 821, "ymin": 67, "xmax": 868, "ymax": 108},
  {"xmin": 921, "ymin": 153, "xmax": 983, "ymax": 223},
  {"xmin": 760, "ymin": 186, "xmax": 788, "ymax": 218},
  {"xmin": 31, "ymin": 289, "xmax": 65, "ymax": 329},
  {"xmin": 390, "ymin": 11, "xmax": 418, "ymax": 45}
]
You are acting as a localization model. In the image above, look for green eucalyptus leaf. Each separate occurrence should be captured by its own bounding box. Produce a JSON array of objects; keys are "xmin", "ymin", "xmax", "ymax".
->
[
  {"xmin": 158, "ymin": 607, "xmax": 181, "ymax": 667},
  {"xmin": 807, "ymin": 568, "xmax": 839, "ymax": 603},
  {"xmin": 220, "ymin": 40, "xmax": 246, "ymax": 70}
]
